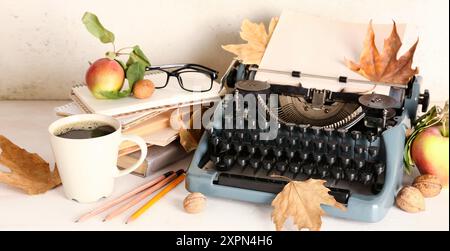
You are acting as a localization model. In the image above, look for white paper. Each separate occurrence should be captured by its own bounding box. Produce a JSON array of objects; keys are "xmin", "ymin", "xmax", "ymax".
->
[{"xmin": 256, "ymin": 11, "xmax": 418, "ymax": 94}]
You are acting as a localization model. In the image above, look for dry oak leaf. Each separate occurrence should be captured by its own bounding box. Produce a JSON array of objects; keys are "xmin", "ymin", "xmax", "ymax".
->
[
  {"xmin": 271, "ymin": 179, "xmax": 346, "ymax": 231},
  {"xmin": 345, "ymin": 21, "xmax": 419, "ymax": 85},
  {"xmin": 0, "ymin": 135, "xmax": 61, "ymax": 195},
  {"xmin": 222, "ymin": 17, "xmax": 279, "ymax": 65}
]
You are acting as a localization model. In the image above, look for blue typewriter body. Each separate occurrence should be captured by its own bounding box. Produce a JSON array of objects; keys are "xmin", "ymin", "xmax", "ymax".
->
[{"xmin": 186, "ymin": 61, "xmax": 429, "ymax": 222}]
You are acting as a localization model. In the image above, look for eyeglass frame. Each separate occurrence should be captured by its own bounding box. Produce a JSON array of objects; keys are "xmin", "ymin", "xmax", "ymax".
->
[{"xmin": 144, "ymin": 64, "xmax": 219, "ymax": 92}]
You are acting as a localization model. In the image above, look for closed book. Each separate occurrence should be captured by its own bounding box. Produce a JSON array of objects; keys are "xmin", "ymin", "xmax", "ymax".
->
[{"xmin": 118, "ymin": 141, "xmax": 188, "ymax": 177}]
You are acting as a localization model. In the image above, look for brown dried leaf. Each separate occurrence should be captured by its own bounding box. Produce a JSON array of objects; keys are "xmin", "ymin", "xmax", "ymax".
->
[
  {"xmin": 271, "ymin": 179, "xmax": 346, "ymax": 231},
  {"xmin": 222, "ymin": 17, "xmax": 279, "ymax": 65},
  {"xmin": 345, "ymin": 21, "xmax": 419, "ymax": 85},
  {"xmin": 0, "ymin": 135, "xmax": 61, "ymax": 194}
]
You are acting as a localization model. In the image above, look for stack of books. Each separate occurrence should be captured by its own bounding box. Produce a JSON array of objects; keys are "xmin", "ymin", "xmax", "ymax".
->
[{"xmin": 55, "ymin": 77, "xmax": 221, "ymax": 177}]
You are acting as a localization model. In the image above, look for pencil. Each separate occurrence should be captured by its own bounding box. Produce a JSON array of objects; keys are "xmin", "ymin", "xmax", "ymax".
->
[
  {"xmin": 76, "ymin": 170, "xmax": 174, "ymax": 223},
  {"xmin": 103, "ymin": 169, "xmax": 185, "ymax": 222},
  {"xmin": 125, "ymin": 172, "xmax": 186, "ymax": 224}
]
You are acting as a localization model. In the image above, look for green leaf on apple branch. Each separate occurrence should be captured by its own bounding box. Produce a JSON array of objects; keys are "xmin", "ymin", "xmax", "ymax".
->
[
  {"xmin": 126, "ymin": 62, "xmax": 145, "ymax": 89},
  {"xmin": 126, "ymin": 45, "xmax": 151, "ymax": 67},
  {"xmin": 82, "ymin": 12, "xmax": 115, "ymax": 44},
  {"xmin": 115, "ymin": 59, "xmax": 127, "ymax": 71},
  {"xmin": 403, "ymin": 102, "xmax": 449, "ymax": 173}
]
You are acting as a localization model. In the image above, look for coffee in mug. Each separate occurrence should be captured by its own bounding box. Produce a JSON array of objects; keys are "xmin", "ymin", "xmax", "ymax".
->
[{"xmin": 49, "ymin": 114, "xmax": 147, "ymax": 203}]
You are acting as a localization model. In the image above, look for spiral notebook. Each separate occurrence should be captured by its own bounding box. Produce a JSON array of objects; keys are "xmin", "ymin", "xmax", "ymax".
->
[{"xmin": 70, "ymin": 74, "xmax": 221, "ymax": 117}]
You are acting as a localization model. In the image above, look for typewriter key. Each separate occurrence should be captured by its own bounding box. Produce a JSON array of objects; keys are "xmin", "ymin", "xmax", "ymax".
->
[
  {"xmin": 355, "ymin": 158, "xmax": 366, "ymax": 169},
  {"xmin": 326, "ymin": 155, "xmax": 337, "ymax": 165},
  {"xmin": 274, "ymin": 148, "xmax": 284, "ymax": 158},
  {"xmin": 223, "ymin": 155, "xmax": 235, "ymax": 168},
  {"xmin": 368, "ymin": 146, "xmax": 379, "ymax": 158},
  {"xmin": 276, "ymin": 161, "xmax": 288, "ymax": 172},
  {"xmin": 317, "ymin": 165, "xmax": 329, "ymax": 178},
  {"xmin": 345, "ymin": 168, "xmax": 358, "ymax": 182},
  {"xmin": 327, "ymin": 141, "xmax": 338, "ymax": 153},
  {"xmin": 340, "ymin": 143, "xmax": 351, "ymax": 153},
  {"xmin": 359, "ymin": 168, "xmax": 373, "ymax": 184},
  {"xmin": 354, "ymin": 145, "xmax": 365, "ymax": 155},
  {"xmin": 331, "ymin": 166, "xmax": 344, "ymax": 180},
  {"xmin": 289, "ymin": 163, "xmax": 301, "ymax": 174},
  {"xmin": 341, "ymin": 156, "xmax": 352, "ymax": 167},
  {"xmin": 314, "ymin": 154, "xmax": 323, "ymax": 163},
  {"xmin": 285, "ymin": 149, "xmax": 296, "ymax": 159},
  {"xmin": 374, "ymin": 163, "xmax": 385, "ymax": 175},
  {"xmin": 315, "ymin": 140, "xmax": 325, "ymax": 152},
  {"xmin": 303, "ymin": 164, "xmax": 315, "ymax": 176},
  {"xmin": 324, "ymin": 127, "xmax": 334, "ymax": 137},
  {"xmin": 351, "ymin": 131, "xmax": 362, "ymax": 141}
]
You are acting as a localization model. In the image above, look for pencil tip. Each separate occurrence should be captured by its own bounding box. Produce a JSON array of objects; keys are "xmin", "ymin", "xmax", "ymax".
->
[
  {"xmin": 102, "ymin": 219, "xmax": 106, "ymax": 222},
  {"xmin": 74, "ymin": 220, "xmax": 79, "ymax": 223}
]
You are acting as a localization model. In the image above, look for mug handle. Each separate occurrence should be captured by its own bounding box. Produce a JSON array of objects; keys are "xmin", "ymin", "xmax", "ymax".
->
[{"xmin": 115, "ymin": 135, "xmax": 148, "ymax": 177}]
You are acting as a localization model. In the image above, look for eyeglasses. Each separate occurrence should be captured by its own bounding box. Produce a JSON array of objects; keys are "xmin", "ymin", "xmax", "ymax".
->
[{"xmin": 144, "ymin": 64, "xmax": 219, "ymax": 92}]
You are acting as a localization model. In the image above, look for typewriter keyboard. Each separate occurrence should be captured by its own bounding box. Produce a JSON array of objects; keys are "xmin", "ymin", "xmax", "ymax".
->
[{"xmin": 204, "ymin": 125, "xmax": 386, "ymax": 204}]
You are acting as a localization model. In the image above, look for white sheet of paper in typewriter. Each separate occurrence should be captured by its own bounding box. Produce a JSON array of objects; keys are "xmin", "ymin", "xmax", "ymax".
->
[{"xmin": 255, "ymin": 11, "xmax": 419, "ymax": 95}]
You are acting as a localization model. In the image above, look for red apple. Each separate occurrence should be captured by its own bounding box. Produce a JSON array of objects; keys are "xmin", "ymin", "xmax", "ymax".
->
[
  {"xmin": 411, "ymin": 126, "xmax": 449, "ymax": 187},
  {"xmin": 85, "ymin": 58, "xmax": 125, "ymax": 99}
]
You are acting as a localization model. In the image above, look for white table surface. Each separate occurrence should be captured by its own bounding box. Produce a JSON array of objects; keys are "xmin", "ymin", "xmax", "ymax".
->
[{"xmin": 0, "ymin": 101, "xmax": 448, "ymax": 231}]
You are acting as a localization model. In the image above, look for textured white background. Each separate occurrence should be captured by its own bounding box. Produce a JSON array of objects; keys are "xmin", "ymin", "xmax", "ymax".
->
[{"xmin": 0, "ymin": 0, "xmax": 448, "ymax": 101}]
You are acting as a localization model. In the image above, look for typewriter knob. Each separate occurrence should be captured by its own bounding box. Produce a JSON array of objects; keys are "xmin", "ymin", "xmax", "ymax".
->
[{"xmin": 418, "ymin": 89, "xmax": 430, "ymax": 113}]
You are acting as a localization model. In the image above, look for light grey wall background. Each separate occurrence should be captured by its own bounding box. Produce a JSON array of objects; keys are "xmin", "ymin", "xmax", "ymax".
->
[{"xmin": 0, "ymin": 0, "xmax": 448, "ymax": 101}]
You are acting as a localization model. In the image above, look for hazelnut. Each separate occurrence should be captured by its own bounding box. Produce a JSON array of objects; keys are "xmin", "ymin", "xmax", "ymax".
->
[
  {"xmin": 413, "ymin": 174, "xmax": 442, "ymax": 198},
  {"xmin": 183, "ymin": 192, "xmax": 206, "ymax": 214},
  {"xmin": 133, "ymin": 79, "xmax": 155, "ymax": 99},
  {"xmin": 396, "ymin": 186, "xmax": 425, "ymax": 213}
]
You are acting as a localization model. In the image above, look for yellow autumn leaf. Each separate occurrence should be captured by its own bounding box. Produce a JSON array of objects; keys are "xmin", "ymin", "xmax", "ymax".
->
[
  {"xmin": 345, "ymin": 21, "xmax": 419, "ymax": 85},
  {"xmin": 271, "ymin": 179, "xmax": 346, "ymax": 231},
  {"xmin": 222, "ymin": 17, "xmax": 279, "ymax": 65}
]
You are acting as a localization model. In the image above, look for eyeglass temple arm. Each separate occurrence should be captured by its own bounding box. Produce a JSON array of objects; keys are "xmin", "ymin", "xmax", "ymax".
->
[{"xmin": 146, "ymin": 64, "xmax": 218, "ymax": 76}]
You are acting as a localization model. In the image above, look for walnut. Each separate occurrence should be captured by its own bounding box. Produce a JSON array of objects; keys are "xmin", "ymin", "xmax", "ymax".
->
[
  {"xmin": 396, "ymin": 186, "xmax": 425, "ymax": 213},
  {"xmin": 183, "ymin": 192, "xmax": 206, "ymax": 214},
  {"xmin": 413, "ymin": 175, "xmax": 442, "ymax": 198}
]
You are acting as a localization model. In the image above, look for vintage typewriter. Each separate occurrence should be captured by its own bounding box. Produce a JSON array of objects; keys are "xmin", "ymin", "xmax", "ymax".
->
[{"xmin": 186, "ymin": 60, "xmax": 430, "ymax": 222}]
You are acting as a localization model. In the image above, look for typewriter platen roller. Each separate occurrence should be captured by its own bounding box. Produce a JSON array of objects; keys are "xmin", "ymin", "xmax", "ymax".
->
[{"xmin": 186, "ymin": 61, "xmax": 430, "ymax": 222}]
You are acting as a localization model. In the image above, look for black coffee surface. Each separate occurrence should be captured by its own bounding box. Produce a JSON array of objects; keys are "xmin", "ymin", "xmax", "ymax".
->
[{"xmin": 56, "ymin": 125, "xmax": 116, "ymax": 139}]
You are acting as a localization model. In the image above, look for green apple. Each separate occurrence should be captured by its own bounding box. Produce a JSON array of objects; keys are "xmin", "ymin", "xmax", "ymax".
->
[
  {"xmin": 85, "ymin": 58, "xmax": 125, "ymax": 99},
  {"xmin": 411, "ymin": 126, "xmax": 449, "ymax": 187}
]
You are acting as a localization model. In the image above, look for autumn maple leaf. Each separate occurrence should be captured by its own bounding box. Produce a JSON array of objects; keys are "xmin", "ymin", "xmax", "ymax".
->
[
  {"xmin": 222, "ymin": 17, "xmax": 279, "ymax": 65},
  {"xmin": 345, "ymin": 21, "xmax": 419, "ymax": 85},
  {"xmin": 271, "ymin": 179, "xmax": 346, "ymax": 231}
]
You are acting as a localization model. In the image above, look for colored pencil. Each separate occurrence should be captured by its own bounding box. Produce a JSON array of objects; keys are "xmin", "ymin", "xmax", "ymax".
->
[
  {"xmin": 125, "ymin": 172, "xmax": 186, "ymax": 224},
  {"xmin": 75, "ymin": 170, "xmax": 174, "ymax": 223},
  {"xmin": 103, "ymin": 169, "xmax": 185, "ymax": 222}
]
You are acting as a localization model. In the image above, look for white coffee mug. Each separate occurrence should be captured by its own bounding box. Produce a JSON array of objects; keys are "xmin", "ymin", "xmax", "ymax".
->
[{"xmin": 48, "ymin": 114, "xmax": 147, "ymax": 203}]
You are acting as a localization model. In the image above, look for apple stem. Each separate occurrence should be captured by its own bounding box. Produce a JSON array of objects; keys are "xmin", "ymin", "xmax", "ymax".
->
[{"xmin": 116, "ymin": 47, "xmax": 134, "ymax": 53}]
